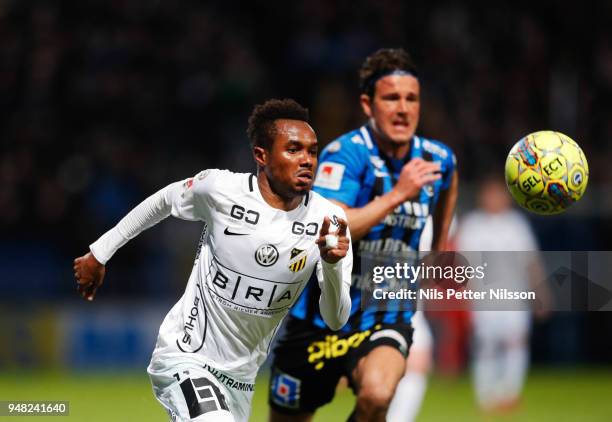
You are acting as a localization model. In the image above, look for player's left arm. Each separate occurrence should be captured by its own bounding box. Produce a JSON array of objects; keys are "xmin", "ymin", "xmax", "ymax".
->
[
  {"xmin": 74, "ymin": 181, "xmax": 186, "ymax": 301},
  {"xmin": 316, "ymin": 215, "xmax": 352, "ymax": 331},
  {"xmin": 431, "ymin": 170, "xmax": 458, "ymax": 251},
  {"xmin": 74, "ymin": 171, "xmax": 214, "ymax": 301}
]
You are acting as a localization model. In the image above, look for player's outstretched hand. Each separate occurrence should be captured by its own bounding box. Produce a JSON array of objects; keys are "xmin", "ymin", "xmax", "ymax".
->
[
  {"xmin": 317, "ymin": 216, "xmax": 349, "ymax": 264},
  {"xmin": 394, "ymin": 157, "xmax": 441, "ymax": 201},
  {"xmin": 73, "ymin": 252, "xmax": 105, "ymax": 301}
]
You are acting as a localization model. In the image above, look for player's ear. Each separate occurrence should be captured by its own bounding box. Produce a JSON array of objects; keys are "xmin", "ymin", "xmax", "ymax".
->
[
  {"xmin": 360, "ymin": 94, "xmax": 373, "ymax": 118},
  {"xmin": 253, "ymin": 145, "xmax": 268, "ymax": 167}
]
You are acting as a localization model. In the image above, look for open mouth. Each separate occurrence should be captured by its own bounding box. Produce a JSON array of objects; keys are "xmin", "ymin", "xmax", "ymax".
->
[
  {"xmin": 392, "ymin": 121, "xmax": 410, "ymax": 128},
  {"xmin": 296, "ymin": 171, "xmax": 313, "ymax": 184}
]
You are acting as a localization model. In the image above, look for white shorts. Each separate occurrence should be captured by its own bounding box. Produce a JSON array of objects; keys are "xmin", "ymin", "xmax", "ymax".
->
[
  {"xmin": 472, "ymin": 310, "xmax": 531, "ymax": 344},
  {"xmin": 148, "ymin": 362, "xmax": 254, "ymax": 422}
]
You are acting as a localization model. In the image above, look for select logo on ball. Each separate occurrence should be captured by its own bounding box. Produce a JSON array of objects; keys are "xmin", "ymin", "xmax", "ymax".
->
[
  {"xmin": 540, "ymin": 154, "xmax": 566, "ymax": 179},
  {"xmin": 518, "ymin": 169, "xmax": 544, "ymax": 195}
]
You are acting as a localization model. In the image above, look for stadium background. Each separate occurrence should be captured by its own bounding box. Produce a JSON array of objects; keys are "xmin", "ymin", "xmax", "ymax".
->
[{"xmin": 1, "ymin": 1, "xmax": 611, "ymax": 420}]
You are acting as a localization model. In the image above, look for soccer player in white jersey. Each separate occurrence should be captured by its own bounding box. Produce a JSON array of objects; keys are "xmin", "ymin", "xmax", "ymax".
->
[{"xmin": 73, "ymin": 99, "xmax": 353, "ymax": 422}]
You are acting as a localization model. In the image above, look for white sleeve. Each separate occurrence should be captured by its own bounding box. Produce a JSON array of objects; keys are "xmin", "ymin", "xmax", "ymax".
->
[
  {"xmin": 89, "ymin": 173, "xmax": 212, "ymax": 265},
  {"xmin": 316, "ymin": 212, "xmax": 353, "ymax": 331}
]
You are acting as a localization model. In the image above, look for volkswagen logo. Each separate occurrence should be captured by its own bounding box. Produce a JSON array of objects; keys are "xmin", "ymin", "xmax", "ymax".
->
[{"xmin": 255, "ymin": 244, "xmax": 279, "ymax": 267}]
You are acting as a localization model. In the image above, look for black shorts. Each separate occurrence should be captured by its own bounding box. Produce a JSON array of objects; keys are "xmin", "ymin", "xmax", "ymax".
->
[{"xmin": 268, "ymin": 317, "xmax": 413, "ymax": 414}]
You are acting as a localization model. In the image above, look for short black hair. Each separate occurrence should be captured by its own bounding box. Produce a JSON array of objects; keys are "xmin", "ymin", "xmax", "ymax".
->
[
  {"xmin": 247, "ymin": 98, "xmax": 309, "ymax": 149},
  {"xmin": 359, "ymin": 48, "xmax": 418, "ymax": 97}
]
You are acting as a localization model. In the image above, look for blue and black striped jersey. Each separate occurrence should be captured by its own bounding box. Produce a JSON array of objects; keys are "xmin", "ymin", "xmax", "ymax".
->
[{"xmin": 289, "ymin": 125, "xmax": 456, "ymax": 332}]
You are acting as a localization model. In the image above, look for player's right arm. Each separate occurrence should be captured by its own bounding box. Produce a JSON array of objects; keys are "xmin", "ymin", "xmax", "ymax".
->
[
  {"xmin": 316, "ymin": 213, "xmax": 353, "ymax": 331},
  {"xmin": 337, "ymin": 158, "xmax": 440, "ymax": 241},
  {"xmin": 73, "ymin": 170, "xmax": 215, "ymax": 301},
  {"xmin": 314, "ymin": 138, "xmax": 440, "ymax": 241}
]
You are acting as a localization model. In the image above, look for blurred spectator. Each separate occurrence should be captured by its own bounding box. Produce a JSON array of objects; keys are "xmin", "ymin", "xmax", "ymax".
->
[{"xmin": 456, "ymin": 176, "xmax": 548, "ymax": 412}]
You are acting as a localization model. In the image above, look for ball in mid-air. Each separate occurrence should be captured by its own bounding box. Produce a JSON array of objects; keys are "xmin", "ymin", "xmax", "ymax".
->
[{"xmin": 505, "ymin": 131, "xmax": 588, "ymax": 215}]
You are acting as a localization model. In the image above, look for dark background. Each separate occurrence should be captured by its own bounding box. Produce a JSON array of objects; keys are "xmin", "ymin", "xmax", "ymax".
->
[{"xmin": 1, "ymin": 0, "xmax": 611, "ymax": 366}]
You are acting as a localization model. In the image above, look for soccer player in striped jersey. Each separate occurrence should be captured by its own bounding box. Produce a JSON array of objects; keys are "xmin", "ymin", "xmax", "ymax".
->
[
  {"xmin": 269, "ymin": 49, "xmax": 458, "ymax": 421},
  {"xmin": 73, "ymin": 99, "xmax": 353, "ymax": 422}
]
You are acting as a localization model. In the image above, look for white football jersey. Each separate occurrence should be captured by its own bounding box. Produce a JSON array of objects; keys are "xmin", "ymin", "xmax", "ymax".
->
[{"xmin": 146, "ymin": 169, "xmax": 352, "ymax": 381}]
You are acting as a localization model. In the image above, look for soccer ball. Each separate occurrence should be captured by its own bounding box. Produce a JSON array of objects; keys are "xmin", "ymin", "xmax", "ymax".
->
[{"xmin": 505, "ymin": 131, "xmax": 589, "ymax": 215}]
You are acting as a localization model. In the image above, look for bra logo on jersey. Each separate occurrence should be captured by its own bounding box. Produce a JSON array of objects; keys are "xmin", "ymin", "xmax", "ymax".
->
[
  {"xmin": 230, "ymin": 205, "xmax": 260, "ymax": 225},
  {"xmin": 210, "ymin": 266, "xmax": 301, "ymax": 312},
  {"xmin": 255, "ymin": 244, "xmax": 279, "ymax": 266},
  {"xmin": 288, "ymin": 248, "xmax": 307, "ymax": 273}
]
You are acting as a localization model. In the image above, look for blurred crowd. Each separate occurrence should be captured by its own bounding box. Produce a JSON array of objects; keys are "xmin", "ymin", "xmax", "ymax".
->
[{"xmin": 1, "ymin": 0, "xmax": 612, "ymax": 299}]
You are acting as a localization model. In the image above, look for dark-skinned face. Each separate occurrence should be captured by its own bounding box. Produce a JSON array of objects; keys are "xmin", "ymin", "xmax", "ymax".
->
[{"xmin": 260, "ymin": 119, "xmax": 318, "ymax": 198}]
